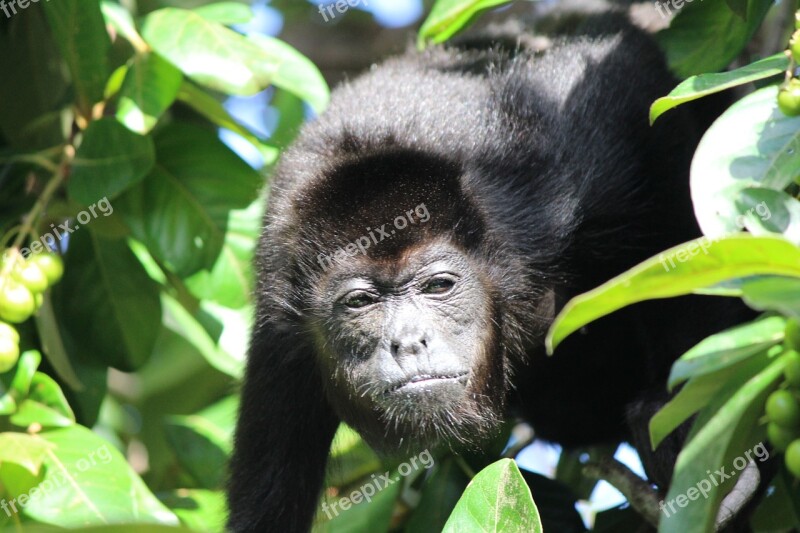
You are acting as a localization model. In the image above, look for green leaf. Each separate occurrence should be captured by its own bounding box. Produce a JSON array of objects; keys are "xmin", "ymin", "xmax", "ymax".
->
[
  {"xmin": 159, "ymin": 489, "xmax": 227, "ymax": 533},
  {"xmin": 28, "ymin": 373, "xmax": 76, "ymax": 423},
  {"xmin": 20, "ymin": 426, "xmax": 178, "ymax": 527},
  {"xmin": 9, "ymin": 350, "xmax": 42, "ymax": 400},
  {"xmin": 117, "ymin": 122, "xmax": 262, "ymax": 277},
  {"xmin": 51, "ymin": 231, "xmax": 162, "ymax": 371},
  {"xmin": 442, "ymin": 459, "xmax": 542, "ymax": 533},
  {"xmin": 69, "ymin": 118, "xmax": 156, "ymax": 205},
  {"xmin": 418, "ymin": 0, "xmax": 514, "ymax": 46},
  {"xmin": 42, "ymin": 0, "xmax": 111, "ymax": 118},
  {"xmin": 11, "ymin": 399, "xmax": 75, "ymax": 429},
  {"xmin": 659, "ymin": 354, "xmax": 784, "ymax": 533},
  {"xmin": 160, "ymin": 294, "xmax": 243, "ymax": 379},
  {"xmin": 0, "ymin": 433, "xmax": 54, "ymax": 475},
  {"xmin": 742, "ymin": 276, "xmax": 800, "ymax": 318},
  {"xmin": 184, "ymin": 200, "xmax": 262, "ymax": 308},
  {"xmin": 691, "ymin": 86, "xmax": 800, "ymax": 241},
  {"xmin": 650, "ymin": 54, "xmax": 788, "ymax": 124},
  {"xmin": 668, "ymin": 314, "xmax": 785, "ymax": 388},
  {"xmin": 116, "ymin": 52, "xmax": 183, "ymax": 135},
  {"xmin": 656, "ymin": 0, "xmax": 773, "ymax": 77},
  {"xmin": 650, "ymin": 349, "xmax": 771, "ymax": 450},
  {"xmin": 0, "ymin": 7, "xmax": 68, "ymax": 149},
  {"xmin": 142, "ymin": 8, "xmax": 329, "ymax": 111},
  {"xmin": 194, "ymin": 2, "xmax": 254, "ymax": 25},
  {"xmin": 34, "ymin": 294, "xmax": 85, "ymax": 391},
  {"xmin": 246, "ymin": 34, "xmax": 330, "ymax": 114},
  {"xmin": 101, "ymin": 1, "xmax": 147, "ymax": 53},
  {"xmin": 176, "ymin": 81, "xmax": 279, "ymax": 164},
  {"xmin": 546, "ymin": 236, "xmax": 800, "ymax": 352},
  {"xmin": 163, "ymin": 409, "xmax": 231, "ymax": 489}
]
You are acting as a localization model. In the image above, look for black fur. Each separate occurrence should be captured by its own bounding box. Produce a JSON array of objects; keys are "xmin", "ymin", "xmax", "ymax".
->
[{"xmin": 228, "ymin": 18, "xmax": 740, "ymax": 532}]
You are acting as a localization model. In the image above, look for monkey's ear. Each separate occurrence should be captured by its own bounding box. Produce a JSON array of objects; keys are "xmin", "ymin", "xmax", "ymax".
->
[{"xmin": 227, "ymin": 322, "xmax": 339, "ymax": 532}]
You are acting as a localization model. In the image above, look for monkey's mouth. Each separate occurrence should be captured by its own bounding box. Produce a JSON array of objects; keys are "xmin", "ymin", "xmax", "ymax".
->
[{"xmin": 385, "ymin": 372, "xmax": 469, "ymax": 394}]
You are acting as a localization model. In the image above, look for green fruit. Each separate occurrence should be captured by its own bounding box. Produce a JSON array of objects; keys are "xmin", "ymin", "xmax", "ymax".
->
[
  {"xmin": 0, "ymin": 281, "xmax": 35, "ymax": 324},
  {"xmin": 0, "ymin": 322, "xmax": 19, "ymax": 344},
  {"xmin": 778, "ymin": 80, "xmax": 800, "ymax": 117},
  {"xmin": 12, "ymin": 261, "xmax": 48, "ymax": 294},
  {"xmin": 786, "ymin": 350, "xmax": 800, "ymax": 387},
  {"xmin": 0, "ymin": 336, "xmax": 18, "ymax": 373},
  {"xmin": 767, "ymin": 389, "xmax": 800, "ymax": 428},
  {"xmin": 786, "ymin": 439, "xmax": 800, "ymax": 477},
  {"xmin": 769, "ymin": 422, "xmax": 800, "ymax": 451},
  {"xmin": 787, "ymin": 320, "xmax": 800, "ymax": 352},
  {"xmin": 29, "ymin": 253, "xmax": 63, "ymax": 285},
  {"xmin": 792, "ymin": 36, "xmax": 800, "ymax": 63}
]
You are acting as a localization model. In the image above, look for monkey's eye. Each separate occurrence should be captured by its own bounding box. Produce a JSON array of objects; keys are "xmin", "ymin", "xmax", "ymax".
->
[
  {"xmin": 422, "ymin": 277, "xmax": 455, "ymax": 295},
  {"xmin": 342, "ymin": 291, "xmax": 376, "ymax": 309}
]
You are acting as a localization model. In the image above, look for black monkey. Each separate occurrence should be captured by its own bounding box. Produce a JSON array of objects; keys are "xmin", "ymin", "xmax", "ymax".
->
[{"xmin": 227, "ymin": 16, "xmax": 743, "ymax": 532}]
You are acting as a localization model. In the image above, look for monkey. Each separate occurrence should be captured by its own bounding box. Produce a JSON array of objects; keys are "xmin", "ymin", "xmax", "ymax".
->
[{"xmin": 226, "ymin": 15, "xmax": 749, "ymax": 532}]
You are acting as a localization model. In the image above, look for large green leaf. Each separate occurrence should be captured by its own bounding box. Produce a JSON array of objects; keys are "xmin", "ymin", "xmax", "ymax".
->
[
  {"xmin": 546, "ymin": 236, "xmax": 800, "ymax": 352},
  {"xmin": 691, "ymin": 86, "xmax": 800, "ymax": 242},
  {"xmin": 667, "ymin": 314, "xmax": 785, "ymax": 388},
  {"xmin": 142, "ymin": 8, "xmax": 329, "ymax": 112},
  {"xmin": 117, "ymin": 122, "xmax": 262, "ymax": 277},
  {"xmin": 418, "ymin": 0, "xmax": 514, "ymax": 46},
  {"xmin": 116, "ymin": 52, "xmax": 183, "ymax": 135},
  {"xmin": 326, "ymin": 425, "xmax": 381, "ymax": 489},
  {"xmin": 42, "ymin": 0, "xmax": 110, "ymax": 118},
  {"xmin": 442, "ymin": 459, "xmax": 542, "ymax": 533},
  {"xmin": 16, "ymin": 426, "xmax": 178, "ymax": 527},
  {"xmin": 69, "ymin": 118, "xmax": 156, "ymax": 205},
  {"xmin": 656, "ymin": 0, "xmax": 773, "ymax": 77},
  {"xmin": 650, "ymin": 54, "xmax": 788, "ymax": 124},
  {"xmin": 659, "ymin": 354, "xmax": 784, "ymax": 533},
  {"xmin": 51, "ymin": 231, "xmax": 161, "ymax": 371}
]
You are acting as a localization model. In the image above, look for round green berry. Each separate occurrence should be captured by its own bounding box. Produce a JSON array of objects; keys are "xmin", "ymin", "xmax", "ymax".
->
[
  {"xmin": 778, "ymin": 80, "xmax": 800, "ymax": 117},
  {"xmin": 785, "ymin": 439, "xmax": 800, "ymax": 477},
  {"xmin": 767, "ymin": 389, "xmax": 800, "ymax": 428}
]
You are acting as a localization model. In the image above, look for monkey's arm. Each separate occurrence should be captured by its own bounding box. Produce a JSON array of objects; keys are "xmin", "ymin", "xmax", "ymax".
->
[{"xmin": 227, "ymin": 323, "xmax": 339, "ymax": 532}]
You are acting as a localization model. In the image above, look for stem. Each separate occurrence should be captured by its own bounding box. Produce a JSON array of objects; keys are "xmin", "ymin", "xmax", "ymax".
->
[
  {"xmin": 583, "ymin": 456, "xmax": 662, "ymax": 528},
  {"xmin": 0, "ymin": 144, "xmax": 72, "ymax": 287}
]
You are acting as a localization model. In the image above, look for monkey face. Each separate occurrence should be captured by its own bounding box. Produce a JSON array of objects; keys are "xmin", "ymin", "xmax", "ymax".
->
[{"xmin": 311, "ymin": 241, "xmax": 505, "ymax": 452}]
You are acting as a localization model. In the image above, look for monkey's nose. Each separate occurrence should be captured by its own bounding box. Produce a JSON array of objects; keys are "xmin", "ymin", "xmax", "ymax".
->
[{"xmin": 390, "ymin": 330, "xmax": 429, "ymax": 358}]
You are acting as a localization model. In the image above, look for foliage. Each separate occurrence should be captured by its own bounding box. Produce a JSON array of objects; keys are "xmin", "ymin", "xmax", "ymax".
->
[{"xmin": 0, "ymin": 0, "xmax": 323, "ymax": 530}]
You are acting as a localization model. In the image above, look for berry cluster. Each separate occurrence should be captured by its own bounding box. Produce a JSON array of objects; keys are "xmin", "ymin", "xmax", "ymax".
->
[
  {"xmin": 765, "ymin": 320, "xmax": 800, "ymax": 477},
  {"xmin": 0, "ymin": 251, "xmax": 63, "ymax": 372},
  {"xmin": 778, "ymin": 11, "xmax": 800, "ymax": 117}
]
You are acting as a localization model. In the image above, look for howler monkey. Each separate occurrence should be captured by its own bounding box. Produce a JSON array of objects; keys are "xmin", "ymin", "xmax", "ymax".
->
[{"xmin": 227, "ymin": 15, "xmax": 743, "ymax": 532}]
